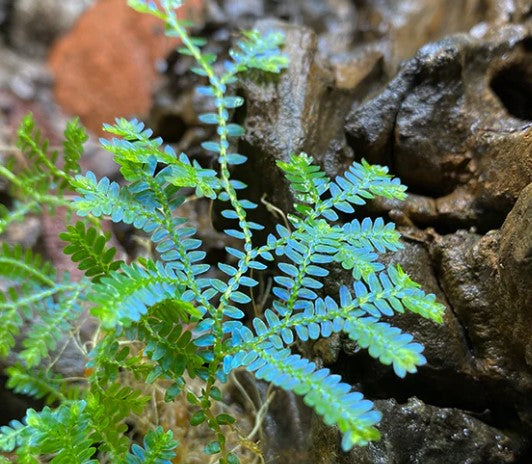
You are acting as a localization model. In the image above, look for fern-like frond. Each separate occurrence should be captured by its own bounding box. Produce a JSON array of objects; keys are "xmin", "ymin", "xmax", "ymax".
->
[
  {"xmin": 270, "ymin": 222, "xmax": 330, "ymax": 313},
  {"xmin": 226, "ymin": 267, "xmax": 444, "ymax": 378},
  {"xmin": 86, "ymin": 333, "xmax": 152, "ymax": 385},
  {"xmin": 16, "ymin": 113, "xmax": 69, "ymax": 188},
  {"xmin": 88, "ymin": 261, "xmax": 189, "ymax": 328},
  {"xmin": 126, "ymin": 426, "xmax": 178, "ymax": 464},
  {"xmin": 101, "ymin": 118, "xmax": 220, "ymax": 198},
  {"xmin": 321, "ymin": 159, "xmax": 407, "ymax": 221},
  {"xmin": 0, "ymin": 201, "xmax": 37, "ymax": 234},
  {"xmin": 87, "ymin": 384, "xmax": 150, "ymax": 460},
  {"xmin": 5, "ymin": 365, "xmax": 68, "ymax": 405},
  {"xmin": 0, "ymin": 282, "xmax": 79, "ymax": 318},
  {"xmin": 18, "ymin": 285, "xmax": 85, "ymax": 368},
  {"xmin": 342, "ymin": 217, "xmax": 402, "ymax": 253},
  {"xmin": 0, "ymin": 300, "xmax": 22, "ymax": 357},
  {"xmin": 73, "ymin": 167, "xmax": 212, "ymax": 312},
  {"xmin": 0, "ymin": 114, "xmax": 86, "ymax": 235},
  {"xmin": 0, "ymin": 419, "xmax": 28, "ymax": 454},
  {"xmin": 343, "ymin": 316, "xmax": 425, "ymax": 377},
  {"xmin": 227, "ymin": 29, "xmax": 289, "ymax": 74},
  {"xmin": 245, "ymin": 346, "xmax": 381, "ymax": 451},
  {"xmin": 0, "ymin": 243, "xmax": 55, "ymax": 286},
  {"xmin": 127, "ymin": 315, "xmax": 204, "ymax": 386},
  {"xmin": 62, "ymin": 117, "xmax": 87, "ymax": 178},
  {"xmin": 72, "ymin": 171, "xmax": 157, "ymax": 223},
  {"xmin": 277, "ymin": 153, "xmax": 406, "ymax": 223},
  {"xmin": 60, "ymin": 221, "xmax": 123, "ymax": 282},
  {"xmin": 277, "ymin": 152, "xmax": 329, "ymax": 207},
  {"xmin": 327, "ymin": 266, "xmax": 445, "ymax": 322},
  {"xmin": 23, "ymin": 401, "xmax": 97, "ymax": 463}
]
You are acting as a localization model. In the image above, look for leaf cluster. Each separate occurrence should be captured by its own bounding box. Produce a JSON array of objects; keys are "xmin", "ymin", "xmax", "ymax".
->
[{"xmin": 0, "ymin": 1, "xmax": 445, "ymax": 462}]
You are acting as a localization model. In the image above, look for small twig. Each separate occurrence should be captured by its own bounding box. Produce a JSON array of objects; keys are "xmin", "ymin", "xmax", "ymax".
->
[
  {"xmin": 257, "ymin": 277, "xmax": 272, "ymax": 315},
  {"xmin": 151, "ymin": 388, "xmax": 160, "ymax": 426},
  {"xmin": 46, "ymin": 337, "xmax": 74, "ymax": 372},
  {"xmin": 54, "ymin": 376, "xmax": 88, "ymax": 383},
  {"xmin": 244, "ymin": 384, "xmax": 275, "ymax": 442},
  {"xmin": 183, "ymin": 194, "xmax": 199, "ymax": 204},
  {"xmin": 261, "ymin": 193, "xmax": 291, "ymax": 231},
  {"xmin": 230, "ymin": 371, "xmax": 258, "ymax": 415}
]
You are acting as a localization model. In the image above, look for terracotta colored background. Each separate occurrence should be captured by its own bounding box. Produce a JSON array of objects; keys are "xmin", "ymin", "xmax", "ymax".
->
[{"xmin": 48, "ymin": 0, "xmax": 203, "ymax": 135}]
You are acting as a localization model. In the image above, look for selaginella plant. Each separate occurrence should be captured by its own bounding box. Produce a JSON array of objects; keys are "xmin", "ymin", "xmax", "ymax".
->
[{"xmin": 0, "ymin": 0, "xmax": 445, "ymax": 462}]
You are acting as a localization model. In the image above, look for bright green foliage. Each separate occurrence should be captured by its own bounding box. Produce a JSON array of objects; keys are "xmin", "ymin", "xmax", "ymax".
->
[
  {"xmin": 0, "ymin": 242, "xmax": 55, "ymax": 286},
  {"xmin": 5, "ymin": 365, "xmax": 77, "ymax": 405},
  {"xmin": 0, "ymin": 0, "xmax": 445, "ymax": 462},
  {"xmin": 60, "ymin": 222, "xmax": 123, "ymax": 282},
  {"xmin": 62, "ymin": 118, "xmax": 87, "ymax": 178},
  {"xmin": 0, "ymin": 112, "xmax": 88, "ymax": 235},
  {"xmin": 0, "ymin": 242, "xmax": 86, "ymax": 364},
  {"xmin": 126, "ymin": 426, "xmax": 179, "ymax": 464}
]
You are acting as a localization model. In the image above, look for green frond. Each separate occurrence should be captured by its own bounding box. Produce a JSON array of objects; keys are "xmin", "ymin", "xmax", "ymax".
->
[
  {"xmin": 62, "ymin": 117, "xmax": 87, "ymax": 177},
  {"xmin": 5, "ymin": 365, "xmax": 68, "ymax": 404},
  {"xmin": 275, "ymin": 153, "xmax": 407, "ymax": 224},
  {"xmin": 228, "ymin": 289, "xmax": 430, "ymax": 379},
  {"xmin": 60, "ymin": 221, "xmax": 123, "ymax": 282},
  {"xmin": 126, "ymin": 426, "xmax": 178, "ymax": 464},
  {"xmin": 0, "ymin": 300, "xmax": 22, "ymax": 357},
  {"xmin": 73, "ymin": 168, "xmax": 212, "ymax": 310},
  {"xmin": 72, "ymin": 171, "xmax": 156, "ymax": 222},
  {"xmin": 343, "ymin": 316, "xmax": 426, "ymax": 377},
  {"xmin": 333, "ymin": 245, "xmax": 384, "ymax": 281},
  {"xmin": 246, "ymin": 346, "xmax": 381, "ymax": 451},
  {"xmin": 16, "ymin": 113, "xmax": 68, "ymax": 188},
  {"xmin": 0, "ymin": 419, "xmax": 27, "ymax": 453},
  {"xmin": 0, "ymin": 282, "xmax": 79, "ymax": 313},
  {"xmin": 389, "ymin": 265, "xmax": 445, "ymax": 322},
  {"xmin": 0, "ymin": 115, "xmax": 85, "ymax": 233},
  {"xmin": 321, "ymin": 158, "xmax": 407, "ymax": 221},
  {"xmin": 228, "ymin": 29, "xmax": 289, "ymax": 74},
  {"xmin": 23, "ymin": 401, "xmax": 97, "ymax": 463},
  {"xmin": 87, "ymin": 384, "xmax": 149, "ymax": 460},
  {"xmin": 0, "ymin": 201, "xmax": 37, "ymax": 234},
  {"xmin": 0, "ymin": 243, "xmax": 55, "ymax": 286},
  {"xmin": 277, "ymin": 153, "xmax": 329, "ymax": 206},
  {"xmin": 86, "ymin": 333, "xmax": 152, "ymax": 385},
  {"xmin": 101, "ymin": 118, "xmax": 220, "ymax": 198},
  {"xmin": 127, "ymin": 316, "xmax": 204, "ymax": 385},
  {"xmin": 88, "ymin": 261, "xmax": 188, "ymax": 328},
  {"xmin": 18, "ymin": 286, "xmax": 85, "ymax": 368},
  {"xmin": 0, "ymin": 283, "xmax": 77, "ymax": 315},
  {"xmin": 341, "ymin": 217, "xmax": 402, "ymax": 253}
]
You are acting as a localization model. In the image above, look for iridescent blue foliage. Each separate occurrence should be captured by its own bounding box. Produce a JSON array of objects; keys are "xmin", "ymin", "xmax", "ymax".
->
[{"xmin": 0, "ymin": 0, "xmax": 446, "ymax": 461}]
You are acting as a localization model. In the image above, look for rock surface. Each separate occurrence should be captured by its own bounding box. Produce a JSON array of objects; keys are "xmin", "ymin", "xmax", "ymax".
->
[
  {"xmin": 236, "ymin": 20, "xmax": 354, "ymax": 221},
  {"xmin": 499, "ymin": 183, "xmax": 532, "ymax": 372},
  {"xmin": 431, "ymin": 227, "xmax": 532, "ymax": 398},
  {"xmin": 311, "ymin": 397, "xmax": 525, "ymax": 464},
  {"xmin": 345, "ymin": 25, "xmax": 532, "ymax": 230}
]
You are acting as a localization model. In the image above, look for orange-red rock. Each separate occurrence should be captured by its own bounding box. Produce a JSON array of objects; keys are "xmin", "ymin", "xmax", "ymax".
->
[{"xmin": 48, "ymin": 0, "xmax": 203, "ymax": 135}]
